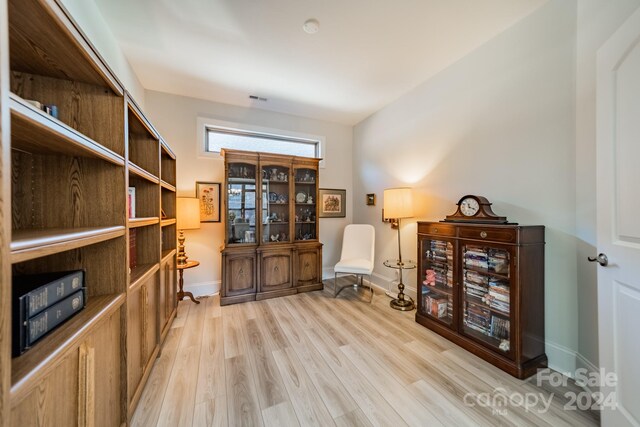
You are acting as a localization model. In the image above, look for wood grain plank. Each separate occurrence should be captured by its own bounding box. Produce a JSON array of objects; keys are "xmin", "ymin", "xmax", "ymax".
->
[
  {"xmin": 334, "ymin": 408, "xmax": 375, "ymax": 427},
  {"xmin": 156, "ymin": 296, "xmax": 205, "ymax": 427},
  {"xmin": 225, "ymin": 355, "xmax": 264, "ymax": 427},
  {"xmin": 222, "ymin": 304, "xmax": 246, "ymax": 359},
  {"xmin": 195, "ymin": 316, "xmax": 226, "ymax": 404},
  {"xmin": 193, "ymin": 396, "xmax": 227, "ymax": 427},
  {"xmin": 272, "ymin": 346, "xmax": 335, "ymax": 427},
  {"xmin": 262, "ymin": 401, "xmax": 300, "ymax": 427},
  {"xmin": 305, "ymin": 326, "xmax": 407, "ymax": 427},
  {"xmin": 268, "ymin": 298, "xmax": 358, "ymax": 419}
]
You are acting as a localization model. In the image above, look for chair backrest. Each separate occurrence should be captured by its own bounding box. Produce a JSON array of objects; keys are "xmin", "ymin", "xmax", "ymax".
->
[{"xmin": 340, "ymin": 224, "xmax": 375, "ymax": 262}]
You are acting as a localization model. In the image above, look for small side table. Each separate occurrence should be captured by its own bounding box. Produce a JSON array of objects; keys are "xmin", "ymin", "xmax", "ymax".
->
[
  {"xmin": 177, "ymin": 260, "xmax": 200, "ymax": 304},
  {"xmin": 383, "ymin": 259, "xmax": 417, "ymax": 311}
]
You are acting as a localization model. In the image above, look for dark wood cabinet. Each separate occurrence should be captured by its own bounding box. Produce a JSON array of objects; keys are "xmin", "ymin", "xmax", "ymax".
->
[
  {"xmin": 416, "ymin": 221, "xmax": 546, "ymax": 379},
  {"xmin": 221, "ymin": 150, "xmax": 323, "ymax": 305}
]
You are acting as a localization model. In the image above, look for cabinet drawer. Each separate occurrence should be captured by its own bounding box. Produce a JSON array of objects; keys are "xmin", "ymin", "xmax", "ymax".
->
[
  {"xmin": 418, "ymin": 223, "xmax": 456, "ymax": 237},
  {"xmin": 458, "ymin": 227, "xmax": 517, "ymax": 243}
]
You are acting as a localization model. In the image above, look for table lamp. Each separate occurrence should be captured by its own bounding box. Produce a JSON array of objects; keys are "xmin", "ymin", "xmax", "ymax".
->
[
  {"xmin": 177, "ymin": 197, "xmax": 201, "ymax": 265},
  {"xmin": 383, "ymin": 187, "xmax": 415, "ymax": 311}
]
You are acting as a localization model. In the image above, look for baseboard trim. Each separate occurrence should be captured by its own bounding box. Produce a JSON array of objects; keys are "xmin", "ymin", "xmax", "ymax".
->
[
  {"xmin": 323, "ymin": 267, "xmax": 416, "ymax": 298},
  {"xmin": 184, "ymin": 280, "xmax": 220, "ymax": 297}
]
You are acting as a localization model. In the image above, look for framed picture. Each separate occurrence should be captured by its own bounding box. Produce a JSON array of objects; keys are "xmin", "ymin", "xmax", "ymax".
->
[
  {"xmin": 196, "ymin": 181, "xmax": 221, "ymax": 222},
  {"xmin": 366, "ymin": 193, "xmax": 376, "ymax": 206},
  {"xmin": 319, "ymin": 188, "xmax": 346, "ymax": 218}
]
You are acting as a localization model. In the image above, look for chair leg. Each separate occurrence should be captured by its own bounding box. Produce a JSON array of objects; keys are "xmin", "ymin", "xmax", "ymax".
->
[
  {"xmin": 368, "ymin": 275, "xmax": 373, "ymax": 303},
  {"xmin": 334, "ymin": 272, "xmax": 338, "ymax": 297}
]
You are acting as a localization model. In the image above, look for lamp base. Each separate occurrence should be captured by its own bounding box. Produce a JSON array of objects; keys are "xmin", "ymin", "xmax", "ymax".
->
[{"xmin": 390, "ymin": 297, "xmax": 415, "ymax": 311}]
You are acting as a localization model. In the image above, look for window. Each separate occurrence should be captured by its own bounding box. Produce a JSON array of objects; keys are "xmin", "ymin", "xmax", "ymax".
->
[{"xmin": 204, "ymin": 126, "xmax": 320, "ymax": 159}]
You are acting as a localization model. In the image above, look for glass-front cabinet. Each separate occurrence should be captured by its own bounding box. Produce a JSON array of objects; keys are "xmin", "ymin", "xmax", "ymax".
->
[
  {"xmin": 221, "ymin": 149, "xmax": 323, "ymax": 306},
  {"xmin": 261, "ymin": 163, "xmax": 291, "ymax": 244},
  {"xmin": 460, "ymin": 244, "xmax": 511, "ymax": 355},
  {"xmin": 294, "ymin": 166, "xmax": 317, "ymax": 241},
  {"xmin": 419, "ymin": 238, "xmax": 454, "ymax": 326},
  {"xmin": 226, "ymin": 161, "xmax": 257, "ymax": 244},
  {"xmin": 415, "ymin": 222, "xmax": 545, "ymax": 379}
]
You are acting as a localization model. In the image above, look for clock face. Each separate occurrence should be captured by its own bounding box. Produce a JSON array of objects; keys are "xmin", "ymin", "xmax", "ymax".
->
[{"xmin": 460, "ymin": 197, "xmax": 480, "ymax": 216}]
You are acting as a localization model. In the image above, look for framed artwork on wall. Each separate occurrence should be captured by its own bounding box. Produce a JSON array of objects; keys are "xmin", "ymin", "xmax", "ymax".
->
[
  {"xmin": 366, "ymin": 193, "xmax": 376, "ymax": 206},
  {"xmin": 196, "ymin": 181, "xmax": 221, "ymax": 222},
  {"xmin": 319, "ymin": 188, "xmax": 346, "ymax": 218}
]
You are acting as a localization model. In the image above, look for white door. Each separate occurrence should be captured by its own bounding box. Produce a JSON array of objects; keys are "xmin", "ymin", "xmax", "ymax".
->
[{"xmin": 596, "ymin": 7, "xmax": 640, "ymax": 427}]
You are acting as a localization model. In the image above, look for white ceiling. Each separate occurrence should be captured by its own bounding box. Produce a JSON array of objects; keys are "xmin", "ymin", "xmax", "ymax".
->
[{"xmin": 94, "ymin": 0, "xmax": 547, "ymax": 125}]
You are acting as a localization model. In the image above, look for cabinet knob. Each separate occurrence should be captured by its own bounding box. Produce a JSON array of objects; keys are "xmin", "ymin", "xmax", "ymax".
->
[
  {"xmin": 274, "ymin": 266, "xmax": 279, "ymax": 272},
  {"xmin": 434, "ymin": 228, "xmax": 438, "ymax": 233},
  {"xmin": 480, "ymin": 231, "xmax": 487, "ymax": 238},
  {"xmin": 239, "ymin": 268, "xmax": 244, "ymax": 275}
]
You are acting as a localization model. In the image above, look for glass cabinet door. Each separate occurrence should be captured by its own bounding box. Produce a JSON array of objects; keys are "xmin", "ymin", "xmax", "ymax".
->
[
  {"xmin": 226, "ymin": 162, "xmax": 257, "ymax": 244},
  {"xmin": 419, "ymin": 238, "xmax": 454, "ymax": 326},
  {"xmin": 294, "ymin": 167, "xmax": 317, "ymax": 241},
  {"xmin": 261, "ymin": 164, "xmax": 291, "ymax": 244},
  {"xmin": 461, "ymin": 244, "xmax": 512, "ymax": 355}
]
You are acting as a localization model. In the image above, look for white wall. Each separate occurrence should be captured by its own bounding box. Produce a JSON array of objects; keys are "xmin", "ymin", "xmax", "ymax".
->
[
  {"xmin": 574, "ymin": 0, "xmax": 640, "ymax": 373},
  {"xmin": 353, "ymin": 0, "xmax": 579, "ymax": 373},
  {"xmin": 144, "ymin": 90, "xmax": 353, "ymax": 296},
  {"xmin": 59, "ymin": 0, "xmax": 145, "ymax": 105}
]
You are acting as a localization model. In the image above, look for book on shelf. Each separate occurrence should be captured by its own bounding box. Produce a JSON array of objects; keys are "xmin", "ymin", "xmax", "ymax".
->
[
  {"xmin": 13, "ymin": 289, "xmax": 86, "ymax": 355},
  {"xmin": 128, "ymin": 186, "xmax": 136, "ymax": 218},
  {"xmin": 12, "ymin": 270, "xmax": 85, "ymax": 319}
]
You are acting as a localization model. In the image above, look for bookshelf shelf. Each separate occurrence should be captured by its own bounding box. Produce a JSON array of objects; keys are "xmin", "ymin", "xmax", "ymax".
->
[
  {"xmin": 129, "ymin": 162, "xmax": 160, "ymax": 184},
  {"xmin": 10, "ymin": 94, "xmax": 125, "ymax": 166},
  {"xmin": 129, "ymin": 263, "xmax": 160, "ymax": 291},
  {"xmin": 160, "ymin": 180, "xmax": 176, "ymax": 192},
  {"xmin": 161, "ymin": 218, "xmax": 176, "ymax": 227},
  {"xmin": 128, "ymin": 217, "xmax": 160, "ymax": 228},
  {"xmin": 10, "ymin": 292, "xmax": 125, "ymax": 396},
  {"xmin": 161, "ymin": 249, "xmax": 177, "ymax": 263},
  {"xmin": 11, "ymin": 226, "xmax": 125, "ymax": 264},
  {"xmin": 2, "ymin": 0, "xmax": 178, "ymax": 423}
]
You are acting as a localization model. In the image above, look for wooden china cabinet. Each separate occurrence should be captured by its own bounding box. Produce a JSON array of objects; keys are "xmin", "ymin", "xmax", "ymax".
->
[
  {"xmin": 416, "ymin": 221, "xmax": 546, "ymax": 379},
  {"xmin": 220, "ymin": 149, "xmax": 323, "ymax": 305}
]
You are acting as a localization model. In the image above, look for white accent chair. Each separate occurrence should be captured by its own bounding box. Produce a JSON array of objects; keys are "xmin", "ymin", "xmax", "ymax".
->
[{"xmin": 334, "ymin": 224, "xmax": 375, "ymax": 302}]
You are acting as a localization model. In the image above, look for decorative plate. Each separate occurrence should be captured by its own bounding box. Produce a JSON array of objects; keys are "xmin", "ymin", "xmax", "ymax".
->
[
  {"xmin": 296, "ymin": 192, "xmax": 307, "ymax": 203},
  {"xmin": 269, "ymin": 192, "xmax": 277, "ymax": 202}
]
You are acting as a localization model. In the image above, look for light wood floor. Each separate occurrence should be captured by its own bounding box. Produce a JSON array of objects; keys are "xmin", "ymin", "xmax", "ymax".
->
[{"xmin": 132, "ymin": 280, "xmax": 599, "ymax": 427}]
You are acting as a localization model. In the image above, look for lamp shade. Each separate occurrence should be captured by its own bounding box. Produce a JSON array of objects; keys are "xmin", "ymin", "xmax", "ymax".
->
[
  {"xmin": 383, "ymin": 188, "xmax": 414, "ymax": 219},
  {"xmin": 177, "ymin": 197, "xmax": 201, "ymax": 230}
]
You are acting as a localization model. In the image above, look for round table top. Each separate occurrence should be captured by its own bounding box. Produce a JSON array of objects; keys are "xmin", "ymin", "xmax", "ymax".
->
[
  {"xmin": 177, "ymin": 260, "xmax": 200, "ymax": 270},
  {"xmin": 383, "ymin": 259, "xmax": 416, "ymax": 269}
]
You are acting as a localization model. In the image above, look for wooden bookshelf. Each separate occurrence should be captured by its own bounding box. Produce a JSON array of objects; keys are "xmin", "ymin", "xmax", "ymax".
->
[{"xmin": 0, "ymin": 0, "xmax": 179, "ymax": 425}]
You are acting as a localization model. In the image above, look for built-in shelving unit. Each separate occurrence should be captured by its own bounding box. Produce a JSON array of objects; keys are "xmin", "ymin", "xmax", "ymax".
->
[{"xmin": 0, "ymin": 0, "xmax": 179, "ymax": 424}]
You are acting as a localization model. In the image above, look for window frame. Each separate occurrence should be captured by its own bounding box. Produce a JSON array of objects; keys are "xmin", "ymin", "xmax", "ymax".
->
[{"xmin": 197, "ymin": 117, "xmax": 325, "ymax": 167}]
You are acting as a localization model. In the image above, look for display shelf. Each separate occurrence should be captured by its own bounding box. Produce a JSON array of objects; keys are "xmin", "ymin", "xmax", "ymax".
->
[
  {"xmin": 161, "ymin": 249, "xmax": 177, "ymax": 263},
  {"xmin": 129, "ymin": 263, "xmax": 159, "ymax": 291},
  {"xmin": 10, "ymin": 94, "xmax": 124, "ymax": 166},
  {"xmin": 8, "ymin": 0, "xmax": 122, "ymax": 93},
  {"xmin": 128, "ymin": 174, "xmax": 160, "ymax": 219},
  {"xmin": 161, "ymin": 218, "xmax": 176, "ymax": 227},
  {"xmin": 222, "ymin": 150, "xmax": 321, "ymax": 305},
  {"xmin": 10, "ymin": 293, "xmax": 125, "ymax": 395},
  {"xmin": 128, "ymin": 217, "xmax": 160, "ymax": 228},
  {"xmin": 463, "ymin": 265, "xmax": 510, "ymax": 281},
  {"xmin": 11, "ymin": 226, "xmax": 125, "ymax": 264},
  {"xmin": 421, "ymin": 282, "xmax": 453, "ymax": 296},
  {"xmin": 160, "ymin": 142, "xmax": 176, "ymax": 187},
  {"xmin": 129, "ymin": 162, "xmax": 159, "ymax": 184},
  {"xmin": 127, "ymin": 99, "xmax": 159, "ymax": 178},
  {"xmin": 160, "ymin": 180, "xmax": 176, "ymax": 192},
  {"xmin": 464, "ymin": 294, "xmax": 510, "ymax": 316}
]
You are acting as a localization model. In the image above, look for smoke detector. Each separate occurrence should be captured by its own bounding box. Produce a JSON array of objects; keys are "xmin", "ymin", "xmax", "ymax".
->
[{"xmin": 303, "ymin": 19, "xmax": 319, "ymax": 34}]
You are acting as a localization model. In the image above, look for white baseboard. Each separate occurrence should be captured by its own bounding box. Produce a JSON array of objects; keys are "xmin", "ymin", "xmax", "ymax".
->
[
  {"xmin": 575, "ymin": 352, "xmax": 600, "ymax": 394},
  {"xmin": 546, "ymin": 340, "xmax": 600, "ymax": 393},
  {"xmin": 184, "ymin": 280, "xmax": 220, "ymax": 297}
]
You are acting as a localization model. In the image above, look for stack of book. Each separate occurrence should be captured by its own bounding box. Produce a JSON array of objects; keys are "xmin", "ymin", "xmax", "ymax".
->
[
  {"xmin": 464, "ymin": 270, "xmax": 488, "ymax": 299},
  {"xmin": 488, "ymin": 280, "xmax": 510, "ymax": 313},
  {"xmin": 490, "ymin": 315, "xmax": 510, "ymax": 340},
  {"xmin": 464, "ymin": 302, "xmax": 491, "ymax": 335},
  {"xmin": 12, "ymin": 270, "xmax": 86, "ymax": 355},
  {"xmin": 464, "ymin": 246, "xmax": 510, "ymax": 275}
]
